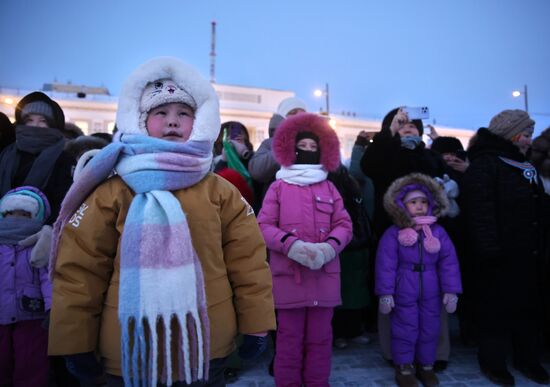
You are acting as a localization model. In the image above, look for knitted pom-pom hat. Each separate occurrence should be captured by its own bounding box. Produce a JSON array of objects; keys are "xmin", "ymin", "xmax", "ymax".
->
[
  {"xmin": 276, "ymin": 97, "xmax": 307, "ymax": 118},
  {"xmin": 0, "ymin": 186, "xmax": 51, "ymax": 221},
  {"xmin": 272, "ymin": 113, "xmax": 341, "ymax": 172}
]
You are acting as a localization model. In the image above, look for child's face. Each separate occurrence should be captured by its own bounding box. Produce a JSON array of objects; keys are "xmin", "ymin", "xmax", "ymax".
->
[
  {"xmin": 512, "ymin": 128, "xmax": 533, "ymax": 155},
  {"xmin": 3, "ymin": 209, "xmax": 32, "ymax": 219},
  {"xmin": 146, "ymin": 103, "xmax": 195, "ymax": 143},
  {"xmin": 229, "ymin": 126, "xmax": 246, "ymax": 144},
  {"xmin": 296, "ymin": 138, "xmax": 318, "ymax": 152},
  {"xmin": 23, "ymin": 114, "xmax": 49, "ymax": 128},
  {"xmin": 405, "ymin": 197, "xmax": 429, "ymax": 217}
]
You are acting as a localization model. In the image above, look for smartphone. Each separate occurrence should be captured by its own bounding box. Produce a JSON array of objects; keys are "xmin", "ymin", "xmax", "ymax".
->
[{"xmin": 403, "ymin": 106, "xmax": 430, "ymax": 120}]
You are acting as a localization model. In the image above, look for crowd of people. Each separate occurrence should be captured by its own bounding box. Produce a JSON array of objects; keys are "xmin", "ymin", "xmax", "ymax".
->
[{"xmin": 0, "ymin": 56, "xmax": 549, "ymax": 387}]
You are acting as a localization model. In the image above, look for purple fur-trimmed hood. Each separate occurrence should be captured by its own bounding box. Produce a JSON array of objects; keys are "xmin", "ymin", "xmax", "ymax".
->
[
  {"xmin": 383, "ymin": 173, "xmax": 449, "ymax": 229},
  {"xmin": 272, "ymin": 113, "xmax": 341, "ymax": 172}
]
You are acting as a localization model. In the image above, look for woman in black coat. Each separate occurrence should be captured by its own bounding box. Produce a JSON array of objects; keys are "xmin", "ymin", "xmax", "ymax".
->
[
  {"xmin": 0, "ymin": 92, "xmax": 74, "ymax": 225},
  {"xmin": 360, "ymin": 107, "xmax": 450, "ymax": 373},
  {"xmin": 462, "ymin": 110, "xmax": 549, "ymax": 386},
  {"xmin": 360, "ymin": 107, "xmax": 447, "ymax": 237}
]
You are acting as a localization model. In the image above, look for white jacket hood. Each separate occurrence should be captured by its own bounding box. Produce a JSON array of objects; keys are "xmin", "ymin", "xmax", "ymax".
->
[{"xmin": 115, "ymin": 56, "xmax": 220, "ymax": 143}]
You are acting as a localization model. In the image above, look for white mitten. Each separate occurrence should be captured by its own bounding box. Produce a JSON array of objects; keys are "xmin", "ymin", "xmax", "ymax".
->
[
  {"xmin": 287, "ymin": 241, "xmax": 318, "ymax": 269},
  {"xmin": 379, "ymin": 295, "xmax": 395, "ymax": 314},
  {"xmin": 19, "ymin": 225, "xmax": 53, "ymax": 268},
  {"xmin": 316, "ymin": 242, "xmax": 336, "ymax": 264},
  {"xmin": 442, "ymin": 293, "xmax": 458, "ymax": 313},
  {"xmin": 435, "ymin": 174, "xmax": 459, "ymax": 198},
  {"xmin": 308, "ymin": 249, "xmax": 325, "ymax": 270},
  {"xmin": 435, "ymin": 174, "xmax": 460, "ymax": 218}
]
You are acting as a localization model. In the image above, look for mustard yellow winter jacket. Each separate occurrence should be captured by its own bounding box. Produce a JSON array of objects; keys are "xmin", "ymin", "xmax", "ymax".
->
[{"xmin": 48, "ymin": 173, "xmax": 276, "ymax": 376}]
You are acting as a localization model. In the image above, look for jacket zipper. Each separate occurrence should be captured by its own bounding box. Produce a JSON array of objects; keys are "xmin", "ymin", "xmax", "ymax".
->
[{"xmin": 418, "ymin": 233, "xmax": 424, "ymax": 301}]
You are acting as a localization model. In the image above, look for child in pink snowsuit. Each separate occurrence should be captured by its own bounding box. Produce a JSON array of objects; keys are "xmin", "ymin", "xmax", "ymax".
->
[
  {"xmin": 258, "ymin": 113, "xmax": 353, "ymax": 386},
  {"xmin": 375, "ymin": 173, "xmax": 462, "ymax": 387}
]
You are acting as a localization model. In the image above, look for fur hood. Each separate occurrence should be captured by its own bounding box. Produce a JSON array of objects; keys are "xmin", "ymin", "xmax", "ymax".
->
[
  {"xmin": 383, "ymin": 173, "xmax": 449, "ymax": 228},
  {"xmin": 272, "ymin": 113, "xmax": 340, "ymax": 171},
  {"xmin": 115, "ymin": 56, "xmax": 220, "ymax": 143}
]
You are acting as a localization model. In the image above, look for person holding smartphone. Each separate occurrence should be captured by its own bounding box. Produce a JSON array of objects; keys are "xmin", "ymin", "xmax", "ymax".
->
[{"xmin": 360, "ymin": 107, "xmax": 451, "ymax": 376}]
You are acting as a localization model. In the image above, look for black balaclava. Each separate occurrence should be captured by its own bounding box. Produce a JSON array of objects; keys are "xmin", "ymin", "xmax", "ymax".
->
[{"xmin": 295, "ymin": 131, "xmax": 320, "ymax": 165}]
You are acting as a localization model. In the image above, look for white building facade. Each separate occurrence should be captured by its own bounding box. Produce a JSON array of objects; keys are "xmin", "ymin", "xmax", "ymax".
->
[{"xmin": 0, "ymin": 84, "xmax": 474, "ymax": 159}]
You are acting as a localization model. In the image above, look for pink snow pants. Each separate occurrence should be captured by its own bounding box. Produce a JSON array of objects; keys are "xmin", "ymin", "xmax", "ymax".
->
[{"xmin": 275, "ymin": 307, "xmax": 334, "ymax": 387}]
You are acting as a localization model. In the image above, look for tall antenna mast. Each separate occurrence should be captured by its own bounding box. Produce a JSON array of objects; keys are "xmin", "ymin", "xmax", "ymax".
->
[{"xmin": 210, "ymin": 20, "xmax": 217, "ymax": 83}]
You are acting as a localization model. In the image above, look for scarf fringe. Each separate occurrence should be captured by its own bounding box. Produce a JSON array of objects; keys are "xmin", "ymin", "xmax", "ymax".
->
[{"xmin": 121, "ymin": 310, "xmax": 209, "ymax": 386}]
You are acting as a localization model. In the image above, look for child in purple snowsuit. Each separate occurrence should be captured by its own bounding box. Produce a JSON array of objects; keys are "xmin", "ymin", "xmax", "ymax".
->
[
  {"xmin": 375, "ymin": 173, "xmax": 461, "ymax": 387},
  {"xmin": 258, "ymin": 113, "xmax": 353, "ymax": 387},
  {"xmin": 0, "ymin": 186, "xmax": 52, "ymax": 387}
]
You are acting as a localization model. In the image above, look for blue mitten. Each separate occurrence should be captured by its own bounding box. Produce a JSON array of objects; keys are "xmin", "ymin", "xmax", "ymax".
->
[
  {"xmin": 238, "ymin": 334, "xmax": 268, "ymax": 360},
  {"xmin": 64, "ymin": 352, "xmax": 104, "ymax": 383}
]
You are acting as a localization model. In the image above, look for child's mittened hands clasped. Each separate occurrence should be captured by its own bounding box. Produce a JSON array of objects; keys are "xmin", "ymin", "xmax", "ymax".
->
[
  {"xmin": 287, "ymin": 240, "xmax": 324, "ymax": 270},
  {"xmin": 379, "ymin": 295, "xmax": 395, "ymax": 314},
  {"xmin": 315, "ymin": 242, "xmax": 336, "ymax": 264},
  {"xmin": 442, "ymin": 293, "xmax": 458, "ymax": 313}
]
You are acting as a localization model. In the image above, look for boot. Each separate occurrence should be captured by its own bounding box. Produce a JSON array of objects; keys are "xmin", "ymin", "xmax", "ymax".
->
[
  {"xmin": 416, "ymin": 364, "xmax": 439, "ymax": 386},
  {"xmin": 480, "ymin": 365, "xmax": 515, "ymax": 386},
  {"xmin": 514, "ymin": 363, "xmax": 549, "ymax": 385},
  {"xmin": 395, "ymin": 364, "xmax": 419, "ymax": 387}
]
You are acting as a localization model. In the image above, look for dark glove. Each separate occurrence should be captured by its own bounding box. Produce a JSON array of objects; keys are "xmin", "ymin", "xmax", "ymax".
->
[
  {"xmin": 355, "ymin": 134, "xmax": 370, "ymax": 147},
  {"xmin": 64, "ymin": 352, "xmax": 104, "ymax": 384},
  {"xmin": 238, "ymin": 334, "xmax": 268, "ymax": 360}
]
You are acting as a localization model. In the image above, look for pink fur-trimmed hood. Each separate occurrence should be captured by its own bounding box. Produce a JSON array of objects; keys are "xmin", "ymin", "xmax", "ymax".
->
[{"xmin": 272, "ymin": 113, "xmax": 341, "ymax": 171}]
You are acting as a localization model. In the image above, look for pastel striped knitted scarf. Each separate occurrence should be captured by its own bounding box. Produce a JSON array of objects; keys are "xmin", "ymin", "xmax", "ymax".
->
[{"xmin": 50, "ymin": 134, "xmax": 212, "ymax": 386}]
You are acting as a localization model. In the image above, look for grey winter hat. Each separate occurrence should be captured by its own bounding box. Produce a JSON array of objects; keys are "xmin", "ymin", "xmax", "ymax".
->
[
  {"xmin": 488, "ymin": 109, "xmax": 535, "ymax": 140},
  {"xmin": 268, "ymin": 113, "xmax": 285, "ymax": 138},
  {"xmin": 21, "ymin": 101, "xmax": 54, "ymax": 125}
]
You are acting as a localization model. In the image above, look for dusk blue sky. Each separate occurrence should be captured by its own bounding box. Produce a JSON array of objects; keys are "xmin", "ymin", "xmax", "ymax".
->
[{"xmin": 1, "ymin": 0, "xmax": 549, "ymax": 135}]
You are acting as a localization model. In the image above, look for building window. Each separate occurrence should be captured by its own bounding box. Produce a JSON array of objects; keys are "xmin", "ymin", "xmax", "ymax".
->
[
  {"xmin": 73, "ymin": 120, "xmax": 89, "ymax": 134},
  {"xmin": 255, "ymin": 129, "xmax": 265, "ymax": 143},
  {"xmin": 92, "ymin": 121, "xmax": 103, "ymax": 134},
  {"xmin": 107, "ymin": 122, "xmax": 115, "ymax": 133}
]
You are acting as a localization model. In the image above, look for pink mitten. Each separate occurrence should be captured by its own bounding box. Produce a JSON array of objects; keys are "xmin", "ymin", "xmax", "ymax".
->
[
  {"xmin": 379, "ymin": 295, "xmax": 395, "ymax": 314},
  {"xmin": 442, "ymin": 293, "xmax": 458, "ymax": 313}
]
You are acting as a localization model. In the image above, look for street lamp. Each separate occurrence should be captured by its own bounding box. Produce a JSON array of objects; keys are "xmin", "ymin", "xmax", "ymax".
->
[
  {"xmin": 314, "ymin": 83, "xmax": 330, "ymax": 116},
  {"xmin": 512, "ymin": 84, "xmax": 529, "ymax": 112}
]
